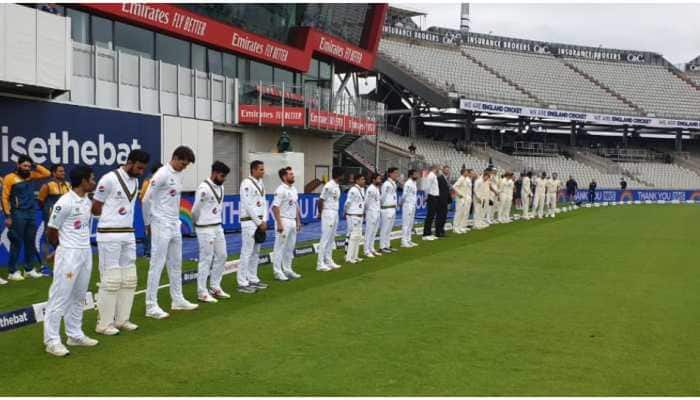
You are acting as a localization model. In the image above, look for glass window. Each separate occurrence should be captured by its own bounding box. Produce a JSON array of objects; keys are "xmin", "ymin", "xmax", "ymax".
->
[
  {"xmin": 274, "ymin": 67, "xmax": 295, "ymax": 89},
  {"xmin": 319, "ymin": 60, "xmax": 332, "ymax": 80},
  {"xmin": 67, "ymin": 8, "xmax": 89, "ymax": 44},
  {"xmin": 207, "ymin": 49, "xmax": 223, "ymax": 75},
  {"xmin": 192, "ymin": 44, "xmax": 206, "ymax": 72},
  {"xmin": 156, "ymin": 34, "xmax": 190, "ymax": 68},
  {"xmin": 115, "ymin": 22, "xmax": 154, "ymax": 59},
  {"xmin": 237, "ymin": 57, "xmax": 249, "ymax": 81},
  {"xmin": 250, "ymin": 60, "xmax": 273, "ymax": 84},
  {"xmin": 223, "ymin": 53, "xmax": 237, "ymax": 79},
  {"xmin": 91, "ymin": 15, "xmax": 113, "ymax": 49}
]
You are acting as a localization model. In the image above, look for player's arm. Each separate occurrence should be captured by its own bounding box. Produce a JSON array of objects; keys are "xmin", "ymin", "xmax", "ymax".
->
[
  {"xmin": 30, "ymin": 164, "xmax": 51, "ymax": 180},
  {"xmin": 191, "ymin": 185, "xmax": 205, "ymax": 224},
  {"xmin": 91, "ymin": 175, "xmax": 112, "ymax": 216},
  {"xmin": 271, "ymin": 188, "xmax": 283, "ymax": 233},
  {"xmin": 296, "ymin": 204, "xmax": 302, "ymax": 231},
  {"xmin": 46, "ymin": 198, "xmax": 69, "ymax": 248},
  {"xmin": 317, "ymin": 185, "xmax": 327, "ymax": 216},
  {"xmin": 38, "ymin": 183, "xmax": 50, "ymax": 208},
  {"xmin": 2, "ymin": 175, "xmax": 15, "ymax": 225},
  {"xmin": 142, "ymin": 171, "xmax": 164, "ymax": 226}
]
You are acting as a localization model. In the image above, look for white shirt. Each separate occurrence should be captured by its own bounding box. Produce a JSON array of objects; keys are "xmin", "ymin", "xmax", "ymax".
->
[
  {"xmin": 240, "ymin": 176, "xmax": 268, "ymax": 225},
  {"xmin": 521, "ymin": 176, "xmax": 532, "ymax": 196},
  {"xmin": 365, "ymin": 184, "xmax": 381, "ymax": 213},
  {"xmin": 474, "ymin": 177, "xmax": 489, "ymax": 201},
  {"xmin": 402, "ymin": 179, "xmax": 418, "ymax": 208},
  {"xmin": 93, "ymin": 167, "xmax": 138, "ymax": 235},
  {"xmin": 500, "ymin": 178, "xmax": 515, "ymax": 198},
  {"xmin": 142, "ymin": 164, "xmax": 182, "ymax": 227},
  {"xmin": 489, "ymin": 179, "xmax": 499, "ymax": 200},
  {"xmin": 534, "ymin": 177, "xmax": 547, "ymax": 196},
  {"xmin": 344, "ymin": 185, "xmax": 365, "ymax": 215},
  {"xmin": 48, "ymin": 190, "xmax": 92, "ymax": 249},
  {"xmin": 546, "ymin": 178, "xmax": 561, "ymax": 194},
  {"xmin": 453, "ymin": 175, "xmax": 472, "ymax": 201},
  {"xmin": 319, "ymin": 179, "xmax": 340, "ymax": 212},
  {"xmin": 272, "ymin": 183, "xmax": 298, "ymax": 220},
  {"xmin": 424, "ymin": 171, "xmax": 439, "ymax": 197},
  {"xmin": 192, "ymin": 178, "xmax": 224, "ymax": 227},
  {"xmin": 380, "ymin": 178, "xmax": 397, "ymax": 207}
]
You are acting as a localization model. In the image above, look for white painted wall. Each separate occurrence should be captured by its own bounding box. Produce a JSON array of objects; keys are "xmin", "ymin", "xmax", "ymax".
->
[{"xmin": 162, "ymin": 115, "xmax": 213, "ymax": 191}]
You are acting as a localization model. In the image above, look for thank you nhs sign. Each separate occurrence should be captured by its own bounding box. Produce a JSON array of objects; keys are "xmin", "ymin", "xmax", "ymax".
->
[{"xmin": 0, "ymin": 97, "xmax": 160, "ymax": 176}]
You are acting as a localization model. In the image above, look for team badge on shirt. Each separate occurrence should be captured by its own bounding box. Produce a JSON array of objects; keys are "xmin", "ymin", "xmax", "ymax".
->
[
  {"xmin": 169, "ymin": 189, "xmax": 177, "ymax": 196},
  {"xmin": 212, "ymin": 207, "xmax": 218, "ymax": 214},
  {"xmin": 98, "ymin": 186, "xmax": 105, "ymax": 192},
  {"xmin": 73, "ymin": 220, "xmax": 82, "ymax": 229},
  {"xmin": 118, "ymin": 207, "xmax": 127, "ymax": 215}
]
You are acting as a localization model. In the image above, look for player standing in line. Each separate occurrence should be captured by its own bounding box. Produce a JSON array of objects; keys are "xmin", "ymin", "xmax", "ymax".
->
[
  {"xmin": 237, "ymin": 160, "xmax": 269, "ymax": 293},
  {"xmin": 316, "ymin": 167, "xmax": 343, "ymax": 271},
  {"xmin": 92, "ymin": 150, "xmax": 150, "ymax": 335},
  {"xmin": 192, "ymin": 161, "xmax": 231, "ymax": 302},
  {"xmin": 532, "ymin": 172, "xmax": 547, "ymax": 219},
  {"xmin": 379, "ymin": 167, "xmax": 399, "ymax": 253},
  {"xmin": 452, "ymin": 168, "xmax": 472, "ymax": 234},
  {"xmin": 43, "ymin": 166, "xmax": 98, "ymax": 357},
  {"xmin": 344, "ymin": 174, "xmax": 366, "ymax": 263},
  {"xmin": 363, "ymin": 173, "xmax": 383, "ymax": 258},
  {"xmin": 139, "ymin": 163, "xmax": 162, "ymax": 258},
  {"xmin": 488, "ymin": 170, "xmax": 500, "ymax": 224},
  {"xmin": 271, "ymin": 167, "xmax": 302, "ymax": 281},
  {"xmin": 498, "ymin": 172, "xmax": 515, "ymax": 223},
  {"xmin": 473, "ymin": 169, "xmax": 490, "ymax": 230},
  {"xmin": 143, "ymin": 146, "xmax": 198, "ymax": 319},
  {"xmin": 400, "ymin": 169, "xmax": 419, "ymax": 248},
  {"xmin": 546, "ymin": 172, "xmax": 561, "ymax": 218},
  {"xmin": 521, "ymin": 171, "xmax": 533, "ymax": 219},
  {"xmin": 38, "ymin": 164, "xmax": 71, "ymax": 275}
]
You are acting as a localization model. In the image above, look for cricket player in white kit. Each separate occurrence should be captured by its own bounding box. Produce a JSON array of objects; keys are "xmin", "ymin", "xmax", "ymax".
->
[
  {"xmin": 143, "ymin": 146, "xmax": 198, "ymax": 319},
  {"xmin": 364, "ymin": 173, "xmax": 383, "ymax": 258},
  {"xmin": 344, "ymin": 174, "xmax": 366, "ymax": 263},
  {"xmin": 545, "ymin": 173, "xmax": 561, "ymax": 218},
  {"xmin": 400, "ymin": 169, "xmax": 419, "ymax": 247},
  {"xmin": 317, "ymin": 167, "xmax": 343, "ymax": 271},
  {"xmin": 521, "ymin": 172, "xmax": 533, "ymax": 219},
  {"xmin": 192, "ymin": 161, "xmax": 231, "ymax": 303},
  {"xmin": 92, "ymin": 150, "xmax": 149, "ymax": 336},
  {"xmin": 271, "ymin": 167, "xmax": 302, "ymax": 281},
  {"xmin": 379, "ymin": 167, "xmax": 399, "ymax": 253},
  {"xmin": 487, "ymin": 171, "xmax": 499, "ymax": 224},
  {"xmin": 473, "ymin": 170, "xmax": 490, "ymax": 229},
  {"xmin": 43, "ymin": 166, "xmax": 98, "ymax": 356},
  {"xmin": 498, "ymin": 172, "xmax": 515, "ymax": 223},
  {"xmin": 237, "ymin": 160, "xmax": 269, "ymax": 293},
  {"xmin": 532, "ymin": 172, "xmax": 547, "ymax": 219},
  {"xmin": 452, "ymin": 168, "xmax": 473, "ymax": 234}
]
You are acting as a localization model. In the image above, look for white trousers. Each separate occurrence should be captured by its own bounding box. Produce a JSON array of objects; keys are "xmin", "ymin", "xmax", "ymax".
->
[
  {"xmin": 532, "ymin": 194, "xmax": 546, "ymax": 218},
  {"xmin": 499, "ymin": 196, "xmax": 513, "ymax": 221},
  {"xmin": 97, "ymin": 238, "xmax": 137, "ymax": 328},
  {"xmin": 401, "ymin": 205, "xmax": 416, "ymax": 245},
  {"xmin": 345, "ymin": 215, "xmax": 364, "ymax": 261},
  {"xmin": 317, "ymin": 210, "xmax": 338, "ymax": 267},
  {"xmin": 273, "ymin": 218, "xmax": 297, "ymax": 276},
  {"xmin": 146, "ymin": 222, "xmax": 184, "ymax": 309},
  {"xmin": 453, "ymin": 197, "xmax": 472, "ymax": 231},
  {"xmin": 546, "ymin": 193, "xmax": 557, "ymax": 216},
  {"xmin": 379, "ymin": 208, "xmax": 396, "ymax": 249},
  {"xmin": 364, "ymin": 211, "xmax": 380, "ymax": 255},
  {"xmin": 196, "ymin": 226, "xmax": 226, "ymax": 294},
  {"xmin": 238, "ymin": 222, "xmax": 262, "ymax": 287},
  {"xmin": 473, "ymin": 198, "xmax": 487, "ymax": 227},
  {"xmin": 43, "ymin": 247, "xmax": 92, "ymax": 345},
  {"xmin": 522, "ymin": 194, "xmax": 531, "ymax": 217}
]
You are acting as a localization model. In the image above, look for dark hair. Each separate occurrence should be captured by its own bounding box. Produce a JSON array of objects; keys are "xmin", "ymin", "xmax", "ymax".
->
[
  {"xmin": 332, "ymin": 167, "xmax": 344, "ymax": 179},
  {"xmin": 354, "ymin": 174, "xmax": 367, "ymax": 183},
  {"xmin": 527, "ymin": 171, "xmax": 533, "ymax": 178},
  {"xmin": 250, "ymin": 160, "xmax": 264, "ymax": 172},
  {"xmin": 387, "ymin": 167, "xmax": 398, "ymax": 175},
  {"xmin": 278, "ymin": 166, "xmax": 291, "ymax": 180},
  {"xmin": 128, "ymin": 149, "xmax": 150, "ymax": 164},
  {"xmin": 17, "ymin": 155, "xmax": 32, "ymax": 165},
  {"xmin": 50, "ymin": 164, "xmax": 64, "ymax": 173},
  {"xmin": 212, "ymin": 160, "xmax": 230, "ymax": 175},
  {"xmin": 369, "ymin": 173, "xmax": 380, "ymax": 182},
  {"xmin": 172, "ymin": 146, "xmax": 195, "ymax": 163},
  {"xmin": 407, "ymin": 169, "xmax": 416, "ymax": 177},
  {"xmin": 150, "ymin": 163, "xmax": 162, "ymax": 175},
  {"xmin": 69, "ymin": 166, "xmax": 93, "ymax": 187}
]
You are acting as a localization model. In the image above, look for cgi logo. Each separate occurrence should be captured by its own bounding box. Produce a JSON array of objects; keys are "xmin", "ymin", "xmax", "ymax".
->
[{"xmin": 626, "ymin": 54, "xmax": 645, "ymax": 63}]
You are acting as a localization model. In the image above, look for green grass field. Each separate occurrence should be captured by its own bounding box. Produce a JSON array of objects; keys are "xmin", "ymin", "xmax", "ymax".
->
[{"xmin": 2, "ymin": 205, "xmax": 699, "ymax": 395}]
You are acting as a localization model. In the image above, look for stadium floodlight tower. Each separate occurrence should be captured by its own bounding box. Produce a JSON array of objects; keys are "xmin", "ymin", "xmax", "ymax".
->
[{"xmin": 460, "ymin": 3, "xmax": 470, "ymax": 33}]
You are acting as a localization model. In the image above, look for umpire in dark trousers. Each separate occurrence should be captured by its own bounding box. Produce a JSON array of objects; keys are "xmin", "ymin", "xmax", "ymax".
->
[
  {"xmin": 436, "ymin": 165, "xmax": 451, "ymax": 237},
  {"xmin": 422, "ymin": 165, "xmax": 440, "ymax": 240}
]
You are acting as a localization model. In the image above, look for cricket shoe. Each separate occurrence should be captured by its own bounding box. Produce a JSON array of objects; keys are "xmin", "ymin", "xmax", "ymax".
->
[
  {"xmin": 285, "ymin": 271, "xmax": 302, "ymax": 279},
  {"xmin": 329, "ymin": 262, "xmax": 342, "ymax": 269},
  {"xmin": 40, "ymin": 265, "xmax": 53, "ymax": 276},
  {"xmin": 67, "ymin": 336, "xmax": 99, "ymax": 347},
  {"xmin": 171, "ymin": 300, "xmax": 199, "ymax": 311},
  {"xmin": 145, "ymin": 306, "xmax": 170, "ymax": 319},
  {"xmin": 274, "ymin": 273, "xmax": 289, "ymax": 282},
  {"xmin": 95, "ymin": 324, "xmax": 120, "ymax": 336},
  {"xmin": 372, "ymin": 250, "xmax": 383, "ymax": 257},
  {"xmin": 316, "ymin": 265, "xmax": 332, "ymax": 272},
  {"xmin": 210, "ymin": 288, "xmax": 231, "ymax": 299},
  {"xmin": 364, "ymin": 252, "xmax": 375, "ymax": 258},
  {"xmin": 0, "ymin": 277, "xmax": 7, "ymax": 285},
  {"xmin": 250, "ymin": 281, "xmax": 268, "ymax": 290},
  {"xmin": 197, "ymin": 292, "xmax": 218, "ymax": 303},
  {"xmin": 24, "ymin": 269, "xmax": 44, "ymax": 279},
  {"xmin": 115, "ymin": 321, "xmax": 139, "ymax": 331},
  {"xmin": 422, "ymin": 236, "xmax": 436, "ymax": 241},
  {"xmin": 380, "ymin": 248, "xmax": 392, "ymax": 254},
  {"xmin": 400, "ymin": 243, "xmax": 413, "ymax": 248},
  {"xmin": 7, "ymin": 271, "xmax": 24, "ymax": 281},
  {"xmin": 237, "ymin": 285, "xmax": 257, "ymax": 294},
  {"xmin": 45, "ymin": 342, "xmax": 70, "ymax": 357}
]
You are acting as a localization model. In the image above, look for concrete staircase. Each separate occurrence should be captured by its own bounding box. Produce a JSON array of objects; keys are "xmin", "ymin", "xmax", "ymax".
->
[
  {"xmin": 469, "ymin": 145, "xmax": 525, "ymax": 173},
  {"xmin": 672, "ymin": 153, "xmax": 700, "ymax": 175},
  {"xmin": 566, "ymin": 146, "xmax": 650, "ymax": 187}
]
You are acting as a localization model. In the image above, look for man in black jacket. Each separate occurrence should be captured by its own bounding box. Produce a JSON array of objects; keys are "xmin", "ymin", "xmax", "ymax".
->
[
  {"xmin": 565, "ymin": 176, "xmax": 578, "ymax": 204},
  {"xmin": 436, "ymin": 165, "xmax": 451, "ymax": 237},
  {"xmin": 588, "ymin": 180, "xmax": 597, "ymax": 203}
]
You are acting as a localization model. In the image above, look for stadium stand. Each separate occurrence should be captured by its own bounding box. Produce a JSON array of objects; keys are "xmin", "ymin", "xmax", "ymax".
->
[
  {"xmin": 617, "ymin": 162, "xmax": 700, "ymax": 189},
  {"xmin": 515, "ymin": 155, "xmax": 626, "ymax": 188}
]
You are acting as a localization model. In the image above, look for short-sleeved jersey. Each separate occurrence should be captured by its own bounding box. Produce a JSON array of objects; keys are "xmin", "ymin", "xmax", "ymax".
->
[
  {"xmin": 402, "ymin": 179, "xmax": 418, "ymax": 207},
  {"xmin": 344, "ymin": 185, "xmax": 365, "ymax": 215},
  {"xmin": 192, "ymin": 178, "xmax": 225, "ymax": 227},
  {"xmin": 48, "ymin": 190, "xmax": 92, "ymax": 249},
  {"xmin": 380, "ymin": 179, "xmax": 397, "ymax": 207},
  {"xmin": 240, "ymin": 176, "xmax": 267, "ymax": 225},
  {"xmin": 143, "ymin": 164, "xmax": 182, "ymax": 226},
  {"xmin": 93, "ymin": 168, "xmax": 139, "ymax": 233},
  {"xmin": 365, "ymin": 184, "xmax": 381, "ymax": 213},
  {"xmin": 534, "ymin": 177, "xmax": 547, "ymax": 196},
  {"xmin": 319, "ymin": 179, "xmax": 340, "ymax": 211},
  {"xmin": 272, "ymin": 183, "xmax": 298, "ymax": 220},
  {"xmin": 546, "ymin": 178, "xmax": 560, "ymax": 194}
]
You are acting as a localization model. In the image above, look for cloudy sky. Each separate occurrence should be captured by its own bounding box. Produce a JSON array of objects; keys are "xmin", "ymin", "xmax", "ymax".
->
[{"xmin": 397, "ymin": 2, "xmax": 700, "ymax": 65}]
